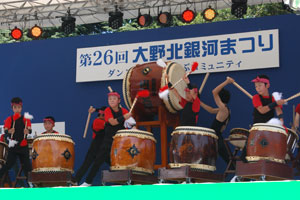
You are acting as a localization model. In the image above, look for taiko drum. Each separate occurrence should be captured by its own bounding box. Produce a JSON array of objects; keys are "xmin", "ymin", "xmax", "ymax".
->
[
  {"xmin": 110, "ymin": 129, "xmax": 156, "ymax": 174},
  {"xmin": 246, "ymin": 123, "xmax": 287, "ymax": 163},
  {"xmin": 32, "ymin": 134, "xmax": 75, "ymax": 172},
  {"xmin": 169, "ymin": 126, "xmax": 218, "ymax": 171},
  {"xmin": 123, "ymin": 61, "xmax": 186, "ymax": 120}
]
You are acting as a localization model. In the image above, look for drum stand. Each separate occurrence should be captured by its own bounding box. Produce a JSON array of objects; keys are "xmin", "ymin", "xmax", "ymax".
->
[
  {"xmin": 134, "ymin": 105, "xmax": 180, "ymax": 169},
  {"xmin": 101, "ymin": 170, "xmax": 157, "ymax": 185},
  {"xmin": 235, "ymin": 160, "xmax": 293, "ymax": 181},
  {"xmin": 13, "ymin": 165, "xmax": 27, "ymax": 187},
  {"xmin": 223, "ymin": 138, "xmax": 246, "ymax": 177},
  {"xmin": 28, "ymin": 171, "xmax": 75, "ymax": 187},
  {"xmin": 158, "ymin": 166, "xmax": 224, "ymax": 183}
]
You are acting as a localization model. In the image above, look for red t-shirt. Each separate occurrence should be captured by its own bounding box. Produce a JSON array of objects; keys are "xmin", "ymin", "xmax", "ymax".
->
[
  {"xmin": 92, "ymin": 118, "xmax": 105, "ymax": 139},
  {"xmin": 104, "ymin": 107, "xmax": 129, "ymax": 123},
  {"xmin": 4, "ymin": 115, "xmax": 32, "ymax": 129},
  {"xmin": 252, "ymin": 94, "xmax": 282, "ymax": 109}
]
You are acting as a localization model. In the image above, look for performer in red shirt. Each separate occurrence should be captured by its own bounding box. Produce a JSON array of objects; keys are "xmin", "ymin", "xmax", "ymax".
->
[
  {"xmin": 251, "ymin": 75, "xmax": 285, "ymax": 124},
  {"xmin": 168, "ymin": 74, "xmax": 200, "ymax": 126},
  {"xmin": 74, "ymin": 106, "xmax": 107, "ymax": 184},
  {"xmin": 0, "ymin": 97, "xmax": 32, "ymax": 185},
  {"xmin": 79, "ymin": 91, "xmax": 131, "ymax": 186},
  {"xmin": 41, "ymin": 116, "xmax": 59, "ymax": 134}
]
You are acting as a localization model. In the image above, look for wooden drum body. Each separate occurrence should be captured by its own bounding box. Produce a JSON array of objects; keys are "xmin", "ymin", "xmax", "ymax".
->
[
  {"xmin": 169, "ymin": 126, "xmax": 218, "ymax": 171},
  {"xmin": 0, "ymin": 141, "xmax": 8, "ymax": 165},
  {"xmin": 123, "ymin": 61, "xmax": 186, "ymax": 120},
  {"xmin": 246, "ymin": 123, "xmax": 287, "ymax": 163},
  {"xmin": 32, "ymin": 134, "xmax": 75, "ymax": 173},
  {"xmin": 110, "ymin": 129, "xmax": 156, "ymax": 174},
  {"xmin": 229, "ymin": 128, "xmax": 249, "ymax": 149}
]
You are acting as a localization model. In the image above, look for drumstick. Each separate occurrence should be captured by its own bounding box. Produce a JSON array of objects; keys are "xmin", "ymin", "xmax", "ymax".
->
[
  {"xmin": 108, "ymin": 86, "xmax": 113, "ymax": 92},
  {"xmin": 129, "ymin": 90, "xmax": 150, "ymax": 113},
  {"xmin": 232, "ymin": 81, "xmax": 253, "ymax": 99},
  {"xmin": 83, "ymin": 106, "xmax": 93, "ymax": 138},
  {"xmin": 129, "ymin": 97, "xmax": 138, "ymax": 113},
  {"xmin": 24, "ymin": 120, "xmax": 27, "ymax": 139},
  {"xmin": 198, "ymin": 72, "xmax": 210, "ymax": 95},
  {"xmin": 11, "ymin": 121, "xmax": 15, "ymax": 139},
  {"xmin": 286, "ymin": 92, "xmax": 300, "ymax": 102}
]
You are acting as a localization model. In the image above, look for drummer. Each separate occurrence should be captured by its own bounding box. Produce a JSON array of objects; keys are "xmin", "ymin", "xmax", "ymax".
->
[
  {"xmin": 0, "ymin": 97, "xmax": 32, "ymax": 186},
  {"xmin": 41, "ymin": 116, "xmax": 59, "ymax": 134},
  {"xmin": 79, "ymin": 90, "xmax": 132, "ymax": 186},
  {"xmin": 201, "ymin": 77, "xmax": 234, "ymax": 165},
  {"xmin": 240, "ymin": 75, "xmax": 286, "ymax": 162},
  {"xmin": 251, "ymin": 75, "xmax": 286, "ymax": 124},
  {"xmin": 74, "ymin": 106, "xmax": 107, "ymax": 185},
  {"xmin": 167, "ymin": 74, "xmax": 200, "ymax": 126}
]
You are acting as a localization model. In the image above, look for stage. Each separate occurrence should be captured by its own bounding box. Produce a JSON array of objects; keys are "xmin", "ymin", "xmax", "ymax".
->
[{"xmin": 1, "ymin": 180, "xmax": 299, "ymax": 200}]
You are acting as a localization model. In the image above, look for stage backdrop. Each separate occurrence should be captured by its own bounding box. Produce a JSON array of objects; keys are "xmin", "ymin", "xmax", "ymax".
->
[{"xmin": 0, "ymin": 14, "xmax": 299, "ymax": 185}]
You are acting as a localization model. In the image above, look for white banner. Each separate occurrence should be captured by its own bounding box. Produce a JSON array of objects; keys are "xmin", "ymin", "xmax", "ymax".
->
[{"xmin": 76, "ymin": 29, "xmax": 279, "ymax": 82}]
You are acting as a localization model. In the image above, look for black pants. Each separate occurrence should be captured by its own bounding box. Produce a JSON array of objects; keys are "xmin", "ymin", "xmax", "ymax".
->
[
  {"xmin": 0, "ymin": 147, "xmax": 32, "ymax": 179},
  {"xmin": 217, "ymin": 134, "xmax": 230, "ymax": 164},
  {"xmin": 85, "ymin": 135, "xmax": 113, "ymax": 184},
  {"xmin": 75, "ymin": 134, "xmax": 105, "ymax": 183}
]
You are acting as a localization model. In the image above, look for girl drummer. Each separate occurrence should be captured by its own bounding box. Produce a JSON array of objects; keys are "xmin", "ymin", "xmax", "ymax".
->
[{"xmin": 201, "ymin": 77, "xmax": 234, "ymax": 165}]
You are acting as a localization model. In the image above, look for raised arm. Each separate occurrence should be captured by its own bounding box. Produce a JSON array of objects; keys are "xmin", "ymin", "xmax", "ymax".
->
[
  {"xmin": 200, "ymin": 101, "xmax": 219, "ymax": 114},
  {"xmin": 212, "ymin": 77, "xmax": 234, "ymax": 108}
]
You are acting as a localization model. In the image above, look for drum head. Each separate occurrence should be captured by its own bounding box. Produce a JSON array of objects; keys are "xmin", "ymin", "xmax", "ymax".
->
[
  {"xmin": 251, "ymin": 123, "xmax": 287, "ymax": 136},
  {"xmin": 123, "ymin": 66, "xmax": 134, "ymax": 110},
  {"xmin": 161, "ymin": 62, "xmax": 186, "ymax": 113}
]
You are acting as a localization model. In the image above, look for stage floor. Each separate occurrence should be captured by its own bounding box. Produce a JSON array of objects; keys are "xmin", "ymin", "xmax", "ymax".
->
[{"xmin": 0, "ymin": 180, "xmax": 299, "ymax": 200}]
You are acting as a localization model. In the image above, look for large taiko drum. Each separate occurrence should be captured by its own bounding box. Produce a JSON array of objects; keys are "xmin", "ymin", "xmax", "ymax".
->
[
  {"xmin": 229, "ymin": 128, "xmax": 249, "ymax": 149},
  {"xmin": 0, "ymin": 141, "xmax": 8, "ymax": 166},
  {"xmin": 246, "ymin": 123, "xmax": 287, "ymax": 163},
  {"xmin": 286, "ymin": 128, "xmax": 299, "ymax": 160},
  {"xmin": 32, "ymin": 134, "xmax": 75, "ymax": 173},
  {"xmin": 123, "ymin": 61, "xmax": 186, "ymax": 120},
  {"xmin": 169, "ymin": 126, "xmax": 218, "ymax": 171},
  {"xmin": 110, "ymin": 129, "xmax": 156, "ymax": 174}
]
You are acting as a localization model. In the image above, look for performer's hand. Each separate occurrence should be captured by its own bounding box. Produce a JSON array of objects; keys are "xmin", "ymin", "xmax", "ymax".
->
[
  {"xmin": 226, "ymin": 77, "xmax": 235, "ymax": 84},
  {"xmin": 183, "ymin": 74, "xmax": 190, "ymax": 84},
  {"xmin": 124, "ymin": 113, "xmax": 132, "ymax": 120},
  {"xmin": 24, "ymin": 128, "xmax": 30, "ymax": 135},
  {"xmin": 276, "ymin": 99, "xmax": 286, "ymax": 106},
  {"xmin": 88, "ymin": 107, "xmax": 96, "ymax": 113},
  {"xmin": 8, "ymin": 128, "xmax": 15, "ymax": 134}
]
